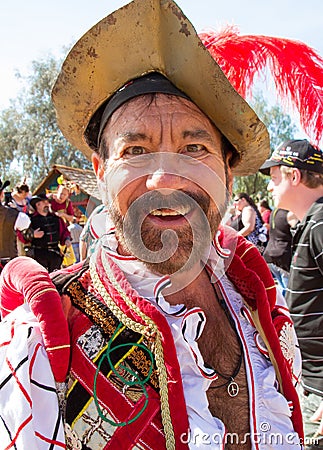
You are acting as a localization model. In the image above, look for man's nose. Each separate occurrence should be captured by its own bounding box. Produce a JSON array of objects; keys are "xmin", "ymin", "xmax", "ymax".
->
[{"xmin": 146, "ymin": 168, "xmax": 187, "ymax": 191}]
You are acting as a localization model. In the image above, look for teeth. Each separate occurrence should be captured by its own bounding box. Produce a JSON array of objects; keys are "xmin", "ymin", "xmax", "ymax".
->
[{"xmin": 150, "ymin": 207, "xmax": 190, "ymax": 216}]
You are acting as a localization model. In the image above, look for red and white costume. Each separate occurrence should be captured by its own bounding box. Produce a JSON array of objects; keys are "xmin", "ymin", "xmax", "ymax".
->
[{"xmin": 0, "ymin": 213, "xmax": 304, "ymax": 449}]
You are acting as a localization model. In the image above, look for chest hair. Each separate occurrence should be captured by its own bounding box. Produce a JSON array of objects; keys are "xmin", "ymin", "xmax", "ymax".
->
[{"xmin": 167, "ymin": 280, "xmax": 251, "ymax": 450}]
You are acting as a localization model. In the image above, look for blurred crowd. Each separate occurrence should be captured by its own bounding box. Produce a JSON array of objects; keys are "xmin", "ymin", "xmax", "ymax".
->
[
  {"xmin": 0, "ymin": 179, "xmax": 87, "ymax": 273},
  {"xmin": 225, "ymin": 192, "xmax": 298, "ymax": 296}
]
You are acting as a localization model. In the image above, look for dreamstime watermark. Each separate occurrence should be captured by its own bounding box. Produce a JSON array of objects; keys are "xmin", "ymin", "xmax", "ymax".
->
[{"xmin": 180, "ymin": 425, "xmax": 319, "ymax": 446}]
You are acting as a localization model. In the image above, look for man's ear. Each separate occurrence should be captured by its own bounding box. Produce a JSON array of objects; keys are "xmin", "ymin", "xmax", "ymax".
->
[
  {"xmin": 291, "ymin": 168, "xmax": 302, "ymax": 185},
  {"xmin": 92, "ymin": 152, "xmax": 105, "ymax": 180}
]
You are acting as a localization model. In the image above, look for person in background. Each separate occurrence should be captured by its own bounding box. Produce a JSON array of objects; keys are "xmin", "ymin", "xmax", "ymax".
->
[
  {"xmin": 0, "ymin": 2, "xmax": 303, "ymax": 448},
  {"xmin": 7, "ymin": 181, "xmax": 31, "ymax": 214},
  {"xmin": 67, "ymin": 219, "xmax": 83, "ymax": 263},
  {"xmin": 230, "ymin": 192, "xmax": 267, "ymax": 253},
  {"xmin": 24, "ymin": 194, "xmax": 72, "ymax": 272},
  {"xmin": 49, "ymin": 184, "xmax": 76, "ymax": 223},
  {"xmin": 7, "ymin": 181, "xmax": 33, "ymax": 255},
  {"xmin": 260, "ymin": 138, "xmax": 323, "ymax": 448},
  {"xmin": 79, "ymin": 203, "xmax": 106, "ymax": 260},
  {"xmin": 263, "ymin": 208, "xmax": 298, "ymax": 296},
  {"xmin": 258, "ymin": 198, "xmax": 272, "ymax": 231},
  {"xmin": 223, "ymin": 202, "xmax": 240, "ymax": 228}
]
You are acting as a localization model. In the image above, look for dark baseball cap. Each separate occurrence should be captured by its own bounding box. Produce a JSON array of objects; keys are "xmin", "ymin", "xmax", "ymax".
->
[{"xmin": 259, "ymin": 139, "xmax": 323, "ymax": 175}]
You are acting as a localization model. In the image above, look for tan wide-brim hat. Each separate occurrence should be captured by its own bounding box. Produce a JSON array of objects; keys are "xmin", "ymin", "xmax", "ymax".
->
[{"xmin": 52, "ymin": 0, "xmax": 269, "ymax": 176}]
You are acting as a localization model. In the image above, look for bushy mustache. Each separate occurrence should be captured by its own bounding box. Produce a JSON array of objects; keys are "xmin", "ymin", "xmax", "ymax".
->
[{"xmin": 129, "ymin": 189, "xmax": 210, "ymax": 216}]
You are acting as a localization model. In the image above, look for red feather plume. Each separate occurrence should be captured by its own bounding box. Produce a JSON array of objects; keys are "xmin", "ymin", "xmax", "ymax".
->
[{"xmin": 199, "ymin": 26, "xmax": 323, "ymax": 146}]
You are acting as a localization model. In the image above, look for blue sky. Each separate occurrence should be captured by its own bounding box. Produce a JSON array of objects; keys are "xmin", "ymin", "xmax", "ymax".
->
[{"xmin": 1, "ymin": 0, "xmax": 322, "ymax": 140}]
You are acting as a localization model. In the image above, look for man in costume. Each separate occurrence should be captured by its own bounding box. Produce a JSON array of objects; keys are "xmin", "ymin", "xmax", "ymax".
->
[
  {"xmin": 24, "ymin": 194, "xmax": 72, "ymax": 272},
  {"xmin": 0, "ymin": 179, "xmax": 31, "ymax": 272},
  {"xmin": 0, "ymin": 1, "xmax": 304, "ymax": 449},
  {"xmin": 260, "ymin": 139, "xmax": 323, "ymax": 449}
]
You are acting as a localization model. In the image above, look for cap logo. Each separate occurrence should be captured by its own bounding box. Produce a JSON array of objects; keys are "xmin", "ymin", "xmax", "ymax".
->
[{"xmin": 279, "ymin": 147, "xmax": 300, "ymax": 158}]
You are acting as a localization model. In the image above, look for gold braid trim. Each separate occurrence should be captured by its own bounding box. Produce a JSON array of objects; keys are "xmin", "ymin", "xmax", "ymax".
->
[
  {"xmin": 46, "ymin": 344, "xmax": 71, "ymax": 351},
  {"xmin": 27, "ymin": 287, "xmax": 58, "ymax": 302},
  {"xmin": 90, "ymin": 257, "xmax": 176, "ymax": 450},
  {"xmin": 265, "ymin": 284, "xmax": 276, "ymax": 291},
  {"xmin": 239, "ymin": 244, "xmax": 254, "ymax": 260}
]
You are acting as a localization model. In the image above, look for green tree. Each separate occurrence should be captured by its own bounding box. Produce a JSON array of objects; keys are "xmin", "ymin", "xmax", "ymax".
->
[
  {"xmin": 0, "ymin": 106, "xmax": 19, "ymax": 178},
  {"xmin": 0, "ymin": 54, "xmax": 91, "ymax": 189},
  {"xmin": 233, "ymin": 92, "xmax": 298, "ymax": 201}
]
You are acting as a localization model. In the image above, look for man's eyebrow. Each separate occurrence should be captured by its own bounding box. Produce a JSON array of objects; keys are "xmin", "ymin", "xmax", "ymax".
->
[
  {"xmin": 118, "ymin": 132, "xmax": 150, "ymax": 142},
  {"xmin": 182, "ymin": 129, "xmax": 214, "ymax": 143}
]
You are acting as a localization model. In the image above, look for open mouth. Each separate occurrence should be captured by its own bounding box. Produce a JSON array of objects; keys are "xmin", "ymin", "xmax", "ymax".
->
[
  {"xmin": 148, "ymin": 206, "xmax": 192, "ymax": 224},
  {"xmin": 150, "ymin": 205, "xmax": 191, "ymax": 216}
]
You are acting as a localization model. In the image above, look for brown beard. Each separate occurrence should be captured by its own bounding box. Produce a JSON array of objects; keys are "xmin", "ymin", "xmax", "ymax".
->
[{"xmin": 109, "ymin": 190, "xmax": 227, "ymax": 275}]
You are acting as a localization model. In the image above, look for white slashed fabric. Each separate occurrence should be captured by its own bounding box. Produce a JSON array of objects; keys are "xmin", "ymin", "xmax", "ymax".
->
[{"xmin": 0, "ymin": 304, "xmax": 65, "ymax": 449}]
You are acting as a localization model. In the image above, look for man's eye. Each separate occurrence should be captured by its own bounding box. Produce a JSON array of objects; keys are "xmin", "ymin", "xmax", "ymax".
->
[
  {"xmin": 124, "ymin": 146, "xmax": 146, "ymax": 156},
  {"xmin": 182, "ymin": 144, "xmax": 207, "ymax": 156}
]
